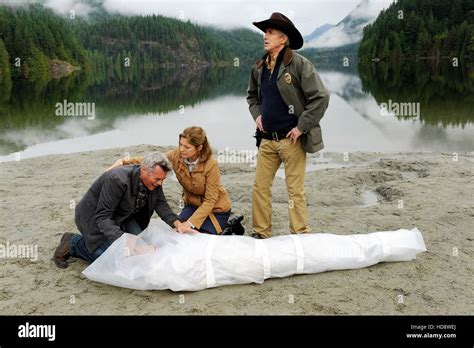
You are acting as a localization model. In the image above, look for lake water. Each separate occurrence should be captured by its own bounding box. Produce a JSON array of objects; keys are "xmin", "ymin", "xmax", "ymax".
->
[{"xmin": 1, "ymin": 61, "xmax": 473, "ymax": 163}]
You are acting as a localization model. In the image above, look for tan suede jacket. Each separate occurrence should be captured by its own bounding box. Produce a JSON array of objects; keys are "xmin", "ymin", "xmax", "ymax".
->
[{"xmin": 123, "ymin": 149, "xmax": 231, "ymax": 230}]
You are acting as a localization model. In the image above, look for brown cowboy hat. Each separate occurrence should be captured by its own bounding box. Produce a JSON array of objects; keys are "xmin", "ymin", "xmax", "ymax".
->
[{"xmin": 252, "ymin": 12, "xmax": 304, "ymax": 50}]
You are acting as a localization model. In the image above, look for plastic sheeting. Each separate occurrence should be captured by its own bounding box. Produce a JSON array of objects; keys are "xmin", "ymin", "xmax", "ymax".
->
[{"xmin": 83, "ymin": 219, "xmax": 427, "ymax": 291}]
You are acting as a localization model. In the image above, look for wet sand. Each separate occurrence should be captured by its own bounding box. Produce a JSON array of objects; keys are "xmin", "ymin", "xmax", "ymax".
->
[{"xmin": 0, "ymin": 145, "xmax": 472, "ymax": 314}]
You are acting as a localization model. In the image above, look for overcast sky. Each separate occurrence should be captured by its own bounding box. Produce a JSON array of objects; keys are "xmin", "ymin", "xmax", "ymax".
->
[
  {"xmin": 99, "ymin": 0, "xmax": 363, "ymax": 35},
  {"xmin": 1, "ymin": 0, "xmax": 372, "ymax": 36}
]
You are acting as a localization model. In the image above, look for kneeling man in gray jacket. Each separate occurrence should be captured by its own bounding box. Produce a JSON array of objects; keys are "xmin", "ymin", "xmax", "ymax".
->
[{"xmin": 53, "ymin": 152, "xmax": 186, "ymax": 268}]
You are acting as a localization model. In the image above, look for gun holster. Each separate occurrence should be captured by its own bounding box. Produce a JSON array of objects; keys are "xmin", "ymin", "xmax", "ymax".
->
[{"xmin": 254, "ymin": 128, "xmax": 263, "ymax": 148}]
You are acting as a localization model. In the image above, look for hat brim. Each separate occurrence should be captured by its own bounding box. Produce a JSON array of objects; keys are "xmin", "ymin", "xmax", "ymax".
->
[{"xmin": 253, "ymin": 19, "xmax": 304, "ymax": 50}]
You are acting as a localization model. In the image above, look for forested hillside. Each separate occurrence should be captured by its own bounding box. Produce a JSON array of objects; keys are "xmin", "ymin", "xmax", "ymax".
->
[
  {"xmin": 0, "ymin": 5, "xmax": 88, "ymax": 89},
  {"xmin": 358, "ymin": 0, "xmax": 474, "ymax": 61},
  {"xmin": 0, "ymin": 3, "xmax": 262, "ymax": 88}
]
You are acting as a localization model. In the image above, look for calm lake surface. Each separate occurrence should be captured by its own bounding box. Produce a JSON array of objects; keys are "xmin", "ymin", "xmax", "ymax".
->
[{"xmin": 1, "ymin": 61, "xmax": 473, "ymax": 163}]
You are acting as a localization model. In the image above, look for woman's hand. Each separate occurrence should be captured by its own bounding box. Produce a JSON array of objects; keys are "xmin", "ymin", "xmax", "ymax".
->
[
  {"xmin": 106, "ymin": 158, "xmax": 124, "ymax": 172},
  {"xmin": 175, "ymin": 221, "xmax": 197, "ymax": 234}
]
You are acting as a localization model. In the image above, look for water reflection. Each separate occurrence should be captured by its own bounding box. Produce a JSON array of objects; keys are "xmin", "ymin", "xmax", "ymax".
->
[
  {"xmin": 0, "ymin": 66, "xmax": 248, "ymax": 155},
  {"xmin": 358, "ymin": 60, "xmax": 474, "ymax": 127},
  {"xmin": 320, "ymin": 62, "xmax": 474, "ymax": 152},
  {"xmin": 0, "ymin": 60, "xmax": 473, "ymax": 162}
]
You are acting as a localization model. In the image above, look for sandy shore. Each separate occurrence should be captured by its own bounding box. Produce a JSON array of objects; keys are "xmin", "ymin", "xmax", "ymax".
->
[{"xmin": 0, "ymin": 145, "xmax": 472, "ymax": 315}]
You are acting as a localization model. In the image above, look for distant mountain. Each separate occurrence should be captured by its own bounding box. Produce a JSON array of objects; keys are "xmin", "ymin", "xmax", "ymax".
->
[
  {"xmin": 300, "ymin": 43, "xmax": 359, "ymax": 71},
  {"xmin": 305, "ymin": 0, "xmax": 393, "ymax": 48},
  {"xmin": 304, "ymin": 24, "xmax": 334, "ymax": 42}
]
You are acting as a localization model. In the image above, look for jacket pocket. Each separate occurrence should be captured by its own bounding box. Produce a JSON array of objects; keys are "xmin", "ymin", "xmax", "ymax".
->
[{"xmin": 310, "ymin": 125, "xmax": 322, "ymax": 146}]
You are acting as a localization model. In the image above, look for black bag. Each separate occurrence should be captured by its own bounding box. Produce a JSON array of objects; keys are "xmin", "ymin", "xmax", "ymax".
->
[{"xmin": 221, "ymin": 215, "xmax": 245, "ymax": 236}]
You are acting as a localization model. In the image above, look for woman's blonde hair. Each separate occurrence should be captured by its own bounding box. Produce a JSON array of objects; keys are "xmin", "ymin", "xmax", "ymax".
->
[{"xmin": 179, "ymin": 126, "xmax": 212, "ymax": 160}]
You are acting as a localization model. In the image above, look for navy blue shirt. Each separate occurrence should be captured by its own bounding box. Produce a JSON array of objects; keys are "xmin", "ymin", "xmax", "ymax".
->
[{"xmin": 261, "ymin": 47, "xmax": 298, "ymax": 132}]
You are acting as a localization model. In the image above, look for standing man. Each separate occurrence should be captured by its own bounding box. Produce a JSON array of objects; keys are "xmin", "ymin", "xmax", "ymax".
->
[
  {"xmin": 53, "ymin": 152, "xmax": 188, "ymax": 268},
  {"xmin": 247, "ymin": 13, "xmax": 330, "ymax": 239}
]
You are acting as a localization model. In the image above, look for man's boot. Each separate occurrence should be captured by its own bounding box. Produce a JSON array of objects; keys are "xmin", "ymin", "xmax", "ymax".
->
[{"xmin": 52, "ymin": 233, "xmax": 75, "ymax": 268}]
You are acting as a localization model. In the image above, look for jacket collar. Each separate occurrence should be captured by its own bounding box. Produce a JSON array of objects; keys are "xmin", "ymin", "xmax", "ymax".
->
[
  {"xmin": 175, "ymin": 157, "xmax": 205, "ymax": 177},
  {"xmin": 256, "ymin": 47, "xmax": 293, "ymax": 69},
  {"xmin": 131, "ymin": 165, "xmax": 142, "ymax": 195},
  {"xmin": 193, "ymin": 162, "xmax": 205, "ymax": 173},
  {"xmin": 183, "ymin": 156, "xmax": 203, "ymax": 174}
]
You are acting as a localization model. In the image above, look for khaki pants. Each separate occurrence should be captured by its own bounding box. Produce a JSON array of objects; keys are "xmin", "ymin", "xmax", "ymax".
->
[{"xmin": 252, "ymin": 138, "xmax": 310, "ymax": 238}]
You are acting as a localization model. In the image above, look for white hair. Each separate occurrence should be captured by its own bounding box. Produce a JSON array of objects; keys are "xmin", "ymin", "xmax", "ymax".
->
[
  {"xmin": 142, "ymin": 152, "xmax": 172, "ymax": 172},
  {"xmin": 278, "ymin": 31, "xmax": 290, "ymax": 47}
]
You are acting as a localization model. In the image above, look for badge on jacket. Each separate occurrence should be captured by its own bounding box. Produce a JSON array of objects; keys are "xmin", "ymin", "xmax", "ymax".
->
[{"xmin": 284, "ymin": 72, "xmax": 292, "ymax": 84}]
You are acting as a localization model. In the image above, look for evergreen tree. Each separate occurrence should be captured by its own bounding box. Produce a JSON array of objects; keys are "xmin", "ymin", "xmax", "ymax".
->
[
  {"xmin": 0, "ymin": 2, "xmax": 261, "ymax": 87},
  {"xmin": 392, "ymin": 32, "xmax": 403, "ymax": 60},
  {"xmin": 0, "ymin": 38, "xmax": 12, "ymax": 102},
  {"xmin": 359, "ymin": 0, "xmax": 474, "ymax": 61}
]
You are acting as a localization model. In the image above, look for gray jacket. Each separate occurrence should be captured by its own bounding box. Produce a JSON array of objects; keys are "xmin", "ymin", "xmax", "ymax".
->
[
  {"xmin": 75, "ymin": 165, "xmax": 178, "ymax": 253},
  {"xmin": 247, "ymin": 48, "xmax": 330, "ymax": 153}
]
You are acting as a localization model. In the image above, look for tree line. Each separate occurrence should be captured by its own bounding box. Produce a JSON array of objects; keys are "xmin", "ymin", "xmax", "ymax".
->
[
  {"xmin": 0, "ymin": 5, "xmax": 88, "ymax": 86},
  {"xmin": 358, "ymin": 0, "xmax": 474, "ymax": 61},
  {"xmin": 0, "ymin": 3, "xmax": 263, "ymax": 90}
]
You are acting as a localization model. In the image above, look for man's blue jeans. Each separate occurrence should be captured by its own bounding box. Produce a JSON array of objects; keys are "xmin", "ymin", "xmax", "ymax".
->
[{"xmin": 70, "ymin": 219, "xmax": 143, "ymax": 263}]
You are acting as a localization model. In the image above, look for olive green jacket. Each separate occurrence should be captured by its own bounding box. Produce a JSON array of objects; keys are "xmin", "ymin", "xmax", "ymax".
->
[{"xmin": 247, "ymin": 48, "xmax": 330, "ymax": 153}]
